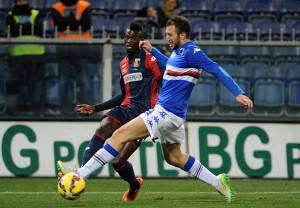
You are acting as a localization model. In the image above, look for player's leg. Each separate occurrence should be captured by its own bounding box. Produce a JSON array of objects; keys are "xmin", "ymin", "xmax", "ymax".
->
[
  {"xmin": 112, "ymin": 140, "xmax": 141, "ymax": 190},
  {"xmin": 57, "ymin": 115, "xmax": 121, "ymax": 176},
  {"xmin": 77, "ymin": 116, "xmax": 149, "ymax": 179},
  {"xmin": 81, "ymin": 116, "xmax": 121, "ymax": 166},
  {"xmin": 112, "ymin": 140, "xmax": 143, "ymax": 201},
  {"xmin": 161, "ymin": 143, "xmax": 219, "ymax": 187},
  {"xmin": 161, "ymin": 141, "xmax": 234, "ymax": 203}
]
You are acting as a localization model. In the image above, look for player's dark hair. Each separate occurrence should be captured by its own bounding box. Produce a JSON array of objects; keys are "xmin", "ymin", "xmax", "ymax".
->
[
  {"xmin": 166, "ymin": 16, "xmax": 191, "ymax": 38},
  {"xmin": 129, "ymin": 21, "xmax": 147, "ymax": 39}
]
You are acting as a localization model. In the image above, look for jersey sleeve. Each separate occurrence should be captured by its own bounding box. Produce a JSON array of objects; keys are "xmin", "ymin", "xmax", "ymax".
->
[
  {"xmin": 93, "ymin": 75, "xmax": 125, "ymax": 112},
  {"xmin": 151, "ymin": 47, "xmax": 169, "ymax": 68},
  {"xmin": 145, "ymin": 53, "xmax": 164, "ymax": 81},
  {"xmin": 187, "ymin": 47, "xmax": 245, "ymax": 97}
]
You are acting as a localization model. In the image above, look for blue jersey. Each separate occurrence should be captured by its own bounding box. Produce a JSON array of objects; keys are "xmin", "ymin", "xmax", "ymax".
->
[{"xmin": 151, "ymin": 41, "xmax": 244, "ymax": 119}]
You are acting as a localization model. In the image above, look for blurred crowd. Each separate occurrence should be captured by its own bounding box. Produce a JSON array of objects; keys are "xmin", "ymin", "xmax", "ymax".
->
[
  {"xmin": 1, "ymin": 0, "xmax": 300, "ymax": 119},
  {"xmin": 1, "ymin": 0, "xmax": 178, "ymax": 116}
]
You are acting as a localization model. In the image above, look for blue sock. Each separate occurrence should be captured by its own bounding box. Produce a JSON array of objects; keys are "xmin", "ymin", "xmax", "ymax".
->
[{"xmin": 81, "ymin": 135, "xmax": 105, "ymax": 166}]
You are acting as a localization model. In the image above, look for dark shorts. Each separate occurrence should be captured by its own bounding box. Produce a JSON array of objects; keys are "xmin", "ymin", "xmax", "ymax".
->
[{"xmin": 104, "ymin": 105, "xmax": 145, "ymax": 125}]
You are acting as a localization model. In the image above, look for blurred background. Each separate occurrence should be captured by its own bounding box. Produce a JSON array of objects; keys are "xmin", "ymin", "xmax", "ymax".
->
[
  {"xmin": 0, "ymin": 0, "xmax": 299, "ymax": 180},
  {"xmin": 0, "ymin": 0, "xmax": 299, "ymax": 120}
]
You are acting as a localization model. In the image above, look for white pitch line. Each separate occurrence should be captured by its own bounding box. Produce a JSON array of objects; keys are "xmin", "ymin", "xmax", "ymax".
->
[{"xmin": 0, "ymin": 191, "xmax": 299, "ymax": 195}]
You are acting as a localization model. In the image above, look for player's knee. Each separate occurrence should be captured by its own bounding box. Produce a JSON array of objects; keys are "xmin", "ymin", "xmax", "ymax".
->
[
  {"xmin": 95, "ymin": 118, "xmax": 119, "ymax": 139},
  {"xmin": 95, "ymin": 125, "xmax": 110, "ymax": 139}
]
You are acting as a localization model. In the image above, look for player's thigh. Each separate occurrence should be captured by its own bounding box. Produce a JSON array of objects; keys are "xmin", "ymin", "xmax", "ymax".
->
[
  {"xmin": 160, "ymin": 124, "xmax": 185, "ymax": 144},
  {"xmin": 95, "ymin": 116, "xmax": 122, "ymax": 138},
  {"xmin": 109, "ymin": 116, "xmax": 149, "ymax": 147}
]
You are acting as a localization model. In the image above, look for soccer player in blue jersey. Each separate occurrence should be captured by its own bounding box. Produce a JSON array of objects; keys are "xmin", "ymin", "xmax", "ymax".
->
[
  {"xmin": 57, "ymin": 22, "xmax": 163, "ymax": 201},
  {"xmin": 58, "ymin": 16, "xmax": 253, "ymax": 203}
]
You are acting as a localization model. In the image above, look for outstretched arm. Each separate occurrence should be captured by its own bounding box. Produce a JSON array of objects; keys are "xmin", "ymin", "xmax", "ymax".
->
[
  {"xmin": 76, "ymin": 78, "xmax": 125, "ymax": 115},
  {"xmin": 77, "ymin": 94, "xmax": 124, "ymax": 115},
  {"xmin": 188, "ymin": 48, "xmax": 253, "ymax": 108},
  {"xmin": 140, "ymin": 40, "xmax": 168, "ymax": 68}
]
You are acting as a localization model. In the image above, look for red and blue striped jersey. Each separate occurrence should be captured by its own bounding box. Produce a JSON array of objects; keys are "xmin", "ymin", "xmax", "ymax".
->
[{"xmin": 118, "ymin": 49, "xmax": 163, "ymax": 110}]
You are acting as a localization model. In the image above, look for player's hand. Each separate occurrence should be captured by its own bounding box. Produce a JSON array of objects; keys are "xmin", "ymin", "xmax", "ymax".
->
[
  {"xmin": 76, "ymin": 104, "xmax": 95, "ymax": 116},
  {"xmin": 139, "ymin": 40, "xmax": 153, "ymax": 52},
  {"xmin": 236, "ymin": 94, "xmax": 253, "ymax": 109}
]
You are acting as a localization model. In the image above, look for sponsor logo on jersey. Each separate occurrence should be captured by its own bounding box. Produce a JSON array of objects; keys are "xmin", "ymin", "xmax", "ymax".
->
[
  {"xmin": 123, "ymin": 72, "xmax": 143, "ymax": 84},
  {"xmin": 194, "ymin": 48, "xmax": 201, "ymax": 53},
  {"xmin": 133, "ymin": 58, "xmax": 141, "ymax": 68}
]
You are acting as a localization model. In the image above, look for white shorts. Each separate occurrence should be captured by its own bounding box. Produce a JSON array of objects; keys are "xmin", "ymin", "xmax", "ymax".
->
[{"xmin": 140, "ymin": 105, "xmax": 185, "ymax": 144}]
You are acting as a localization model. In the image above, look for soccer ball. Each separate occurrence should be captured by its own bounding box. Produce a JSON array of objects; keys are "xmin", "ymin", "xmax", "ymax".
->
[{"xmin": 57, "ymin": 173, "xmax": 86, "ymax": 200}]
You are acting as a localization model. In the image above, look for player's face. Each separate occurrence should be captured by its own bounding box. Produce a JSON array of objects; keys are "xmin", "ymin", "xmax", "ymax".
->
[
  {"xmin": 124, "ymin": 30, "xmax": 141, "ymax": 54},
  {"xmin": 166, "ymin": 25, "xmax": 180, "ymax": 50}
]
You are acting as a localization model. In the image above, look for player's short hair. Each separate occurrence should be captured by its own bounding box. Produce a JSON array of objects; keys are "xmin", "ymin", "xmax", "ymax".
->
[
  {"xmin": 128, "ymin": 21, "xmax": 146, "ymax": 39},
  {"xmin": 166, "ymin": 16, "xmax": 191, "ymax": 38}
]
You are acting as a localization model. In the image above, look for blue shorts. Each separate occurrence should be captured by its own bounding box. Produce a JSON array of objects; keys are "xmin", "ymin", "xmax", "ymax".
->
[{"xmin": 104, "ymin": 105, "xmax": 145, "ymax": 125}]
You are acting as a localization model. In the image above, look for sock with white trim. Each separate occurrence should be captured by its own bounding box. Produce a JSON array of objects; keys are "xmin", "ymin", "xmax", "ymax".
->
[{"xmin": 77, "ymin": 144, "xmax": 118, "ymax": 179}]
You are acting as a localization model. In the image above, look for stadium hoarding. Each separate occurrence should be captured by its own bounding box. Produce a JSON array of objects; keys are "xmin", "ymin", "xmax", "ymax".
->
[
  {"xmin": 0, "ymin": 122, "xmax": 188, "ymax": 177},
  {"xmin": 0, "ymin": 121, "xmax": 299, "ymax": 178},
  {"xmin": 187, "ymin": 122, "xmax": 300, "ymax": 179}
]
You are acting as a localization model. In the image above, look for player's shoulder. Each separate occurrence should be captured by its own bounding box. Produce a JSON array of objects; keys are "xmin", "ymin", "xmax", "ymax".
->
[
  {"xmin": 184, "ymin": 41, "xmax": 203, "ymax": 56},
  {"xmin": 120, "ymin": 55, "xmax": 128, "ymax": 64},
  {"xmin": 119, "ymin": 56, "xmax": 129, "ymax": 70},
  {"xmin": 144, "ymin": 49, "xmax": 157, "ymax": 62}
]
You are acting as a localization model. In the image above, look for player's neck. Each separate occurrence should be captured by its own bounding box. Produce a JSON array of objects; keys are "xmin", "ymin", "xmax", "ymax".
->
[
  {"xmin": 179, "ymin": 39, "xmax": 190, "ymax": 47},
  {"xmin": 127, "ymin": 49, "xmax": 138, "ymax": 58}
]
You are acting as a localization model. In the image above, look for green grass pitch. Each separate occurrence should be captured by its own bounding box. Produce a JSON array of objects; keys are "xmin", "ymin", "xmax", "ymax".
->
[{"xmin": 0, "ymin": 178, "xmax": 299, "ymax": 208}]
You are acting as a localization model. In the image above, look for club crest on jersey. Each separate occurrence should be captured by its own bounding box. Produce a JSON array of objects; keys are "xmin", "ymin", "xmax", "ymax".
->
[
  {"xmin": 123, "ymin": 72, "xmax": 143, "ymax": 84},
  {"xmin": 179, "ymin": 48, "xmax": 185, "ymax": 55},
  {"xmin": 133, "ymin": 58, "xmax": 141, "ymax": 68}
]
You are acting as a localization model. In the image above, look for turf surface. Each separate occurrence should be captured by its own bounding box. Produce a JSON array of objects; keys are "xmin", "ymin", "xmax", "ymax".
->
[{"xmin": 0, "ymin": 178, "xmax": 299, "ymax": 208}]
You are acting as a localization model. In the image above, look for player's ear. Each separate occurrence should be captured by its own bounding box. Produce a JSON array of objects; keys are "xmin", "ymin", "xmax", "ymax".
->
[{"xmin": 179, "ymin": 32, "xmax": 186, "ymax": 41}]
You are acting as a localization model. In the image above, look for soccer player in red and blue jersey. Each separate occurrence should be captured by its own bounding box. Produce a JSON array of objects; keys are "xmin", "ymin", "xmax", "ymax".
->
[{"xmin": 58, "ymin": 22, "xmax": 163, "ymax": 201}]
